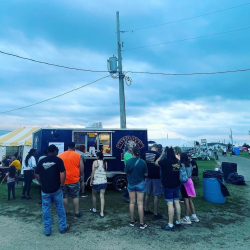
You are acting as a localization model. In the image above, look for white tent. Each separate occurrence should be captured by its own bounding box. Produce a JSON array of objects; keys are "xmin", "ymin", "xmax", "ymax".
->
[{"xmin": 149, "ymin": 138, "xmax": 194, "ymax": 148}]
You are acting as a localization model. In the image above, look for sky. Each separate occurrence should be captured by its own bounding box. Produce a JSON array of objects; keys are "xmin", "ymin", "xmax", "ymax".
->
[{"xmin": 0, "ymin": 0, "xmax": 250, "ymax": 145}]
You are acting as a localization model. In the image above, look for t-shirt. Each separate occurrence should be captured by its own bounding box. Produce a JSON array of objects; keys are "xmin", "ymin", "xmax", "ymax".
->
[
  {"xmin": 10, "ymin": 160, "xmax": 21, "ymax": 171},
  {"xmin": 144, "ymin": 151, "xmax": 161, "ymax": 179},
  {"xmin": 59, "ymin": 150, "xmax": 81, "ymax": 184},
  {"xmin": 35, "ymin": 155, "xmax": 65, "ymax": 194},
  {"xmin": 23, "ymin": 156, "xmax": 36, "ymax": 170},
  {"xmin": 124, "ymin": 152, "xmax": 132, "ymax": 166},
  {"xmin": 158, "ymin": 158, "xmax": 180, "ymax": 189},
  {"xmin": 2, "ymin": 159, "xmax": 10, "ymax": 167},
  {"xmin": 75, "ymin": 150, "xmax": 86, "ymax": 162},
  {"xmin": 125, "ymin": 158, "xmax": 148, "ymax": 186},
  {"xmin": 6, "ymin": 172, "xmax": 16, "ymax": 183}
]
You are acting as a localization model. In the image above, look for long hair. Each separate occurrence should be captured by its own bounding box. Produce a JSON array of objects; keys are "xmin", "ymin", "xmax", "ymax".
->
[
  {"xmin": 25, "ymin": 149, "xmax": 36, "ymax": 166},
  {"xmin": 96, "ymin": 151, "xmax": 107, "ymax": 171},
  {"xmin": 180, "ymin": 153, "xmax": 190, "ymax": 168},
  {"xmin": 166, "ymin": 147, "xmax": 178, "ymax": 163},
  {"xmin": 9, "ymin": 165, "xmax": 16, "ymax": 178}
]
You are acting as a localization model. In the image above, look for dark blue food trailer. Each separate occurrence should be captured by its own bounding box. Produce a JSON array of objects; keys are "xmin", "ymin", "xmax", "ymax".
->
[{"xmin": 32, "ymin": 128, "xmax": 148, "ymax": 191}]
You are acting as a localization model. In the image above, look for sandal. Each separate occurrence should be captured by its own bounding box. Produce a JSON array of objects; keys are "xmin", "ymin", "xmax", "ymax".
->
[{"xmin": 89, "ymin": 208, "xmax": 97, "ymax": 213}]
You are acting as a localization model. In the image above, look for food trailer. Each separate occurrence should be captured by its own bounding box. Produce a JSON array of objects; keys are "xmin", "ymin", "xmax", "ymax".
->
[{"xmin": 32, "ymin": 128, "xmax": 148, "ymax": 191}]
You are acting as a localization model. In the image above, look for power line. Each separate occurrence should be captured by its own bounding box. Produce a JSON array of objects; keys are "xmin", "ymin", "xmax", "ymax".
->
[
  {"xmin": 124, "ymin": 26, "xmax": 250, "ymax": 51},
  {"xmin": 127, "ymin": 68, "xmax": 250, "ymax": 76},
  {"xmin": 125, "ymin": 2, "xmax": 250, "ymax": 32},
  {"xmin": 0, "ymin": 51, "xmax": 108, "ymax": 73},
  {"xmin": 0, "ymin": 75, "xmax": 110, "ymax": 114},
  {"xmin": 1, "ymin": 49, "xmax": 250, "ymax": 76}
]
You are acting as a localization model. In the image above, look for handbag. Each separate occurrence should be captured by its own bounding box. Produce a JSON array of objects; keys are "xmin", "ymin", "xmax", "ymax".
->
[{"xmin": 179, "ymin": 163, "xmax": 188, "ymax": 183}]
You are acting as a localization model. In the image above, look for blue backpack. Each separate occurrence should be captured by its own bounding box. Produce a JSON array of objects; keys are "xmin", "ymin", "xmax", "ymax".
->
[{"xmin": 179, "ymin": 163, "xmax": 188, "ymax": 183}]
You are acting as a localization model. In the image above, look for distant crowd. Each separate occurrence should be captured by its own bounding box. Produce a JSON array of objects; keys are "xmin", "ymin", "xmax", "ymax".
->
[{"xmin": 1, "ymin": 142, "xmax": 200, "ymax": 235}]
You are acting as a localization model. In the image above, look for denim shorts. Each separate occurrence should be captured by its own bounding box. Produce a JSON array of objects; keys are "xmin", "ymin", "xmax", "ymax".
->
[
  {"xmin": 127, "ymin": 181, "xmax": 145, "ymax": 193},
  {"xmin": 92, "ymin": 183, "xmax": 107, "ymax": 191},
  {"xmin": 145, "ymin": 178, "xmax": 163, "ymax": 196},
  {"xmin": 163, "ymin": 185, "xmax": 181, "ymax": 202},
  {"xmin": 63, "ymin": 181, "xmax": 80, "ymax": 199}
]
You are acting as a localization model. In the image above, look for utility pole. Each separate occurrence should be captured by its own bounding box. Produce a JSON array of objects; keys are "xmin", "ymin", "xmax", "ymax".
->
[
  {"xmin": 230, "ymin": 128, "xmax": 233, "ymax": 147},
  {"xmin": 116, "ymin": 11, "xmax": 126, "ymax": 128}
]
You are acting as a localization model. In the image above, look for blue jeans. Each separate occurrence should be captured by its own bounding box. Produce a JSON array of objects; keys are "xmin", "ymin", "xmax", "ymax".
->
[{"xmin": 41, "ymin": 188, "xmax": 67, "ymax": 234}]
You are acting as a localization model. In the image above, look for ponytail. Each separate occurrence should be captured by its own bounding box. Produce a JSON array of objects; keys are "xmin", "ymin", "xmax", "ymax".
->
[
  {"xmin": 25, "ymin": 149, "xmax": 36, "ymax": 166},
  {"xmin": 132, "ymin": 146, "xmax": 140, "ymax": 157},
  {"xmin": 96, "ymin": 151, "xmax": 107, "ymax": 171}
]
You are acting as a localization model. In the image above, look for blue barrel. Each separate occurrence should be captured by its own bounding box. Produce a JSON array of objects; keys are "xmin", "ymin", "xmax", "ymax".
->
[{"xmin": 203, "ymin": 177, "xmax": 226, "ymax": 204}]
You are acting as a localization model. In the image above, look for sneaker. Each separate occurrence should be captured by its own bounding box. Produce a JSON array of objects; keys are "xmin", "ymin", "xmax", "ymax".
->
[
  {"xmin": 174, "ymin": 223, "xmax": 182, "ymax": 229},
  {"xmin": 74, "ymin": 212, "xmax": 83, "ymax": 219},
  {"xmin": 21, "ymin": 195, "xmax": 27, "ymax": 199},
  {"xmin": 129, "ymin": 220, "xmax": 138, "ymax": 227},
  {"xmin": 140, "ymin": 223, "xmax": 148, "ymax": 229},
  {"xmin": 100, "ymin": 213, "xmax": 104, "ymax": 218},
  {"xmin": 161, "ymin": 225, "xmax": 174, "ymax": 231},
  {"xmin": 154, "ymin": 214, "xmax": 163, "ymax": 220},
  {"xmin": 90, "ymin": 208, "xmax": 97, "ymax": 213},
  {"xmin": 60, "ymin": 224, "xmax": 70, "ymax": 234},
  {"xmin": 45, "ymin": 232, "xmax": 51, "ymax": 237},
  {"xmin": 190, "ymin": 216, "xmax": 199, "ymax": 222},
  {"xmin": 180, "ymin": 217, "xmax": 192, "ymax": 224},
  {"xmin": 122, "ymin": 196, "xmax": 130, "ymax": 203},
  {"xmin": 81, "ymin": 193, "xmax": 88, "ymax": 198},
  {"xmin": 144, "ymin": 210, "xmax": 154, "ymax": 215},
  {"xmin": 26, "ymin": 196, "xmax": 32, "ymax": 200}
]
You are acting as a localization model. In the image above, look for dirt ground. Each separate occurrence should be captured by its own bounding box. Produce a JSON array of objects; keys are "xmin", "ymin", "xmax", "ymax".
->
[{"xmin": 0, "ymin": 157, "xmax": 250, "ymax": 250}]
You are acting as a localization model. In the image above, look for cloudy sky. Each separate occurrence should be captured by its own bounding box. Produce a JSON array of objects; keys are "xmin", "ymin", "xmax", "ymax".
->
[{"xmin": 0, "ymin": 0, "xmax": 250, "ymax": 145}]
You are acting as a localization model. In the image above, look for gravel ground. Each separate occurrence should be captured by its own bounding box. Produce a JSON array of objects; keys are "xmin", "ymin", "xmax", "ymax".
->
[{"xmin": 0, "ymin": 156, "xmax": 250, "ymax": 250}]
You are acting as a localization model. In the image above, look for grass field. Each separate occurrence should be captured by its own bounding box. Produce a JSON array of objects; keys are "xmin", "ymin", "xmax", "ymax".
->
[
  {"xmin": 0, "ymin": 159, "xmax": 249, "ymax": 232},
  {"xmin": 238, "ymin": 151, "xmax": 250, "ymax": 159}
]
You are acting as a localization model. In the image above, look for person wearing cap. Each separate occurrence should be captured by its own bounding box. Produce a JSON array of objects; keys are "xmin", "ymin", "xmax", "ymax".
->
[
  {"xmin": 144, "ymin": 144, "xmax": 163, "ymax": 220},
  {"xmin": 157, "ymin": 144, "xmax": 163, "ymax": 155},
  {"xmin": 59, "ymin": 142, "xmax": 84, "ymax": 219},
  {"xmin": 122, "ymin": 144, "xmax": 132, "ymax": 203},
  {"xmin": 35, "ymin": 144, "xmax": 69, "ymax": 236},
  {"xmin": 75, "ymin": 145, "xmax": 87, "ymax": 198}
]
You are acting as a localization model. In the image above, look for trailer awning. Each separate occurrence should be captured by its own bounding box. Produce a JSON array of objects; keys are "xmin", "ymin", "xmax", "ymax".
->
[{"xmin": 0, "ymin": 127, "xmax": 40, "ymax": 146}]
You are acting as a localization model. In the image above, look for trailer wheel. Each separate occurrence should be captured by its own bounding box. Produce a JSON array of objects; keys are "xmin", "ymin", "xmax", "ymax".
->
[{"xmin": 112, "ymin": 175, "xmax": 127, "ymax": 192}]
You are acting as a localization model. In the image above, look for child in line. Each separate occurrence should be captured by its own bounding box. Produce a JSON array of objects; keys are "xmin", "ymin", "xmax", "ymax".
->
[{"xmin": 1, "ymin": 165, "xmax": 16, "ymax": 200}]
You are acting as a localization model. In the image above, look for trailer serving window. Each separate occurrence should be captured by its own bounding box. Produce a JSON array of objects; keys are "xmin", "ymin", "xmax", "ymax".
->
[{"xmin": 73, "ymin": 131, "xmax": 112, "ymax": 157}]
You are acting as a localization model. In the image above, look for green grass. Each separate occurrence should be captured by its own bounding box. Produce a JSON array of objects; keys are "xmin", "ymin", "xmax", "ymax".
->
[
  {"xmin": 0, "ymin": 160, "xmax": 249, "ymax": 232},
  {"xmin": 237, "ymin": 151, "xmax": 250, "ymax": 159}
]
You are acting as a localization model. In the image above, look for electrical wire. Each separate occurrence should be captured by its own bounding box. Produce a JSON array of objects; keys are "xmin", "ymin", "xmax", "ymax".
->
[
  {"xmin": 127, "ymin": 68, "xmax": 250, "ymax": 76},
  {"xmin": 0, "ymin": 50, "xmax": 108, "ymax": 73},
  {"xmin": 124, "ymin": 26, "xmax": 250, "ymax": 51},
  {"xmin": 0, "ymin": 75, "xmax": 110, "ymax": 114},
  {"xmin": 1, "ymin": 49, "xmax": 250, "ymax": 76},
  {"xmin": 125, "ymin": 2, "xmax": 250, "ymax": 32}
]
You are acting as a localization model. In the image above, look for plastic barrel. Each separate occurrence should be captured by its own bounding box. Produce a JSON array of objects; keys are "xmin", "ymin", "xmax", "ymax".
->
[{"xmin": 203, "ymin": 177, "xmax": 226, "ymax": 204}]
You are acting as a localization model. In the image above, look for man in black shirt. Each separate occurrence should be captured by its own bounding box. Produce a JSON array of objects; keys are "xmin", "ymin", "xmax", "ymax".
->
[
  {"xmin": 189, "ymin": 156, "xmax": 199, "ymax": 178},
  {"xmin": 144, "ymin": 144, "xmax": 163, "ymax": 219},
  {"xmin": 35, "ymin": 144, "xmax": 69, "ymax": 236}
]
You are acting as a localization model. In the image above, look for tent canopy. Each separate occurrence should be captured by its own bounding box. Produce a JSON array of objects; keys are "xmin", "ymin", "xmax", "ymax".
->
[{"xmin": 0, "ymin": 127, "xmax": 40, "ymax": 146}]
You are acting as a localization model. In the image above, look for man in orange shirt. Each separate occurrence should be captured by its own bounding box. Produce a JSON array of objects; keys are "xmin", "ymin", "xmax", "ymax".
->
[{"xmin": 59, "ymin": 142, "xmax": 84, "ymax": 218}]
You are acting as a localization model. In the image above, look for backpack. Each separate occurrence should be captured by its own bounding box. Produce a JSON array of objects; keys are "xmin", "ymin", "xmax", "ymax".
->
[{"xmin": 179, "ymin": 163, "xmax": 188, "ymax": 183}]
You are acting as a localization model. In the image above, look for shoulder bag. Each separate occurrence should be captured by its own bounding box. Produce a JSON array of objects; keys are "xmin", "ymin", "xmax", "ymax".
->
[
  {"xmin": 179, "ymin": 163, "xmax": 188, "ymax": 183},
  {"xmin": 127, "ymin": 159, "xmax": 140, "ymax": 174}
]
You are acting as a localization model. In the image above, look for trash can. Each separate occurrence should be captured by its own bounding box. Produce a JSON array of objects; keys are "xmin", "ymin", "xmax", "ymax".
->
[
  {"xmin": 203, "ymin": 171, "xmax": 226, "ymax": 204},
  {"xmin": 222, "ymin": 162, "xmax": 237, "ymax": 181}
]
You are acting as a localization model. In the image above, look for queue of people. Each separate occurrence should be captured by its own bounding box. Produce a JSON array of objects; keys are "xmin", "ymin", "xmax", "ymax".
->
[{"xmin": 1, "ymin": 141, "xmax": 199, "ymax": 235}]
